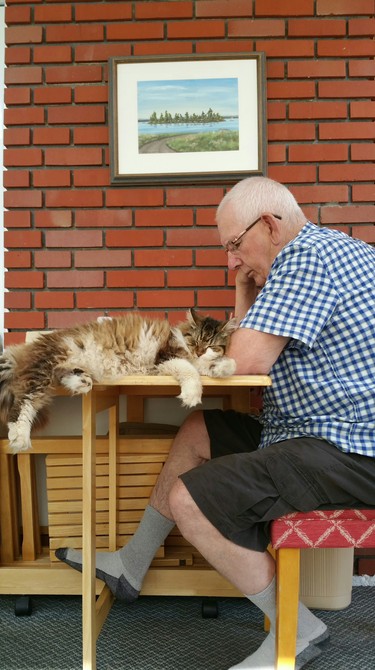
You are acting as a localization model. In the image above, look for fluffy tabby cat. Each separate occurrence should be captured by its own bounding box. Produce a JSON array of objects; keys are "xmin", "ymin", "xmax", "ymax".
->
[{"xmin": 0, "ymin": 309, "xmax": 237, "ymax": 453}]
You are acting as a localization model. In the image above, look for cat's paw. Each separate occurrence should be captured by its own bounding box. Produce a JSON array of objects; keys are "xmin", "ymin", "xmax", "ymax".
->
[
  {"xmin": 8, "ymin": 422, "xmax": 32, "ymax": 453},
  {"xmin": 178, "ymin": 381, "xmax": 202, "ymax": 408},
  {"xmin": 61, "ymin": 370, "xmax": 93, "ymax": 395},
  {"xmin": 206, "ymin": 356, "xmax": 236, "ymax": 378},
  {"xmin": 200, "ymin": 347, "xmax": 218, "ymax": 362},
  {"xmin": 195, "ymin": 348, "xmax": 220, "ymax": 375}
]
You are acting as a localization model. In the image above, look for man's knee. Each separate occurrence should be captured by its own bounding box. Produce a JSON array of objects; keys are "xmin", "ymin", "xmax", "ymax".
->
[
  {"xmin": 173, "ymin": 409, "xmax": 211, "ymax": 461},
  {"xmin": 169, "ymin": 478, "xmax": 186, "ymax": 514},
  {"xmin": 169, "ymin": 478, "xmax": 195, "ymax": 525},
  {"xmin": 179, "ymin": 408, "xmax": 205, "ymax": 433}
]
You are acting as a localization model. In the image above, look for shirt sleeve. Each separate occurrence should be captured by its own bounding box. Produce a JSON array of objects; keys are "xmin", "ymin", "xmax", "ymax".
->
[{"xmin": 240, "ymin": 244, "xmax": 340, "ymax": 348}]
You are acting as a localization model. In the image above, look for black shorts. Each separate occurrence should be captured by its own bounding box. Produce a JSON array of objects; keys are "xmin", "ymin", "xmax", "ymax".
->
[{"xmin": 179, "ymin": 409, "xmax": 375, "ymax": 552}]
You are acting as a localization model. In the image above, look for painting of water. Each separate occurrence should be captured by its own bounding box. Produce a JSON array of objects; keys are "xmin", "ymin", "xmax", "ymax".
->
[
  {"xmin": 137, "ymin": 78, "xmax": 239, "ymax": 154},
  {"xmin": 110, "ymin": 53, "xmax": 266, "ymax": 184}
]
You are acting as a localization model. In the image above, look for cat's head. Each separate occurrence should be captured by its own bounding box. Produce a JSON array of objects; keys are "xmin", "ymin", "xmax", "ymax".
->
[{"xmin": 179, "ymin": 308, "xmax": 237, "ymax": 358}]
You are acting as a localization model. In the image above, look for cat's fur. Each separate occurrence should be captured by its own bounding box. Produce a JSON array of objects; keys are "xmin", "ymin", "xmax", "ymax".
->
[{"xmin": 0, "ymin": 309, "xmax": 237, "ymax": 453}]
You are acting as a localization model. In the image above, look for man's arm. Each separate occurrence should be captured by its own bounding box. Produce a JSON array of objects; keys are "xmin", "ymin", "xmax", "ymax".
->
[
  {"xmin": 228, "ymin": 327, "xmax": 289, "ymax": 375},
  {"xmin": 232, "ymin": 270, "xmax": 289, "ymax": 374}
]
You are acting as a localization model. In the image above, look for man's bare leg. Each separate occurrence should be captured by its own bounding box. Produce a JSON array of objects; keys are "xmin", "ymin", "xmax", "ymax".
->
[
  {"xmin": 56, "ymin": 411, "xmax": 210, "ymax": 600},
  {"xmin": 169, "ymin": 477, "xmax": 274, "ymax": 594},
  {"xmin": 150, "ymin": 410, "xmax": 211, "ymax": 518},
  {"xmin": 169, "ymin": 480, "xmax": 328, "ymax": 669}
]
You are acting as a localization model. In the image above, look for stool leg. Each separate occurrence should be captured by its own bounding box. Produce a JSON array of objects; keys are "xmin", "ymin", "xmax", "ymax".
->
[
  {"xmin": 264, "ymin": 546, "xmax": 276, "ymax": 632},
  {"xmin": 276, "ymin": 548, "xmax": 300, "ymax": 670}
]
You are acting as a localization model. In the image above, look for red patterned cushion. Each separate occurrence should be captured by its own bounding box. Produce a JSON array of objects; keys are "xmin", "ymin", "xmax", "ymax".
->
[{"xmin": 271, "ymin": 509, "xmax": 375, "ymax": 549}]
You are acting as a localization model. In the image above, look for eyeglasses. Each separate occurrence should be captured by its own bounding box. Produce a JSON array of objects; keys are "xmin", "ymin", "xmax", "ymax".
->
[{"xmin": 224, "ymin": 214, "xmax": 282, "ymax": 254}]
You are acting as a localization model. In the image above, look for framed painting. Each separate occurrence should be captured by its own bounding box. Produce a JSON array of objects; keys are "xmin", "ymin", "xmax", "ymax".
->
[{"xmin": 109, "ymin": 53, "xmax": 267, "ymax": 186}]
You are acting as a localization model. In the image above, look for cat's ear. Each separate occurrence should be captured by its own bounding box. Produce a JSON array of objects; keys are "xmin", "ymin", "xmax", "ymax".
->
[
  {"xmin": 187, "ymin": 308, "xmax": 201, "ymax": 325},
  {"xmin": 221, "ymin": 317, "xmax": 238, "ymax": 334}
]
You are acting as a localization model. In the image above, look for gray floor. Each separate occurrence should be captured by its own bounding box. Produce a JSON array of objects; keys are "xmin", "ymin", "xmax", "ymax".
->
[{"xmin": 0, "ymin": 588, "xmax": 373, "ymax": 670}]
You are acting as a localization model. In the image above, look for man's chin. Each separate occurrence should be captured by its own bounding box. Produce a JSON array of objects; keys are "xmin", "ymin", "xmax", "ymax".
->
[{"xmin": 253, "ymin": 276, "xmax": 264, "ymax": 288}]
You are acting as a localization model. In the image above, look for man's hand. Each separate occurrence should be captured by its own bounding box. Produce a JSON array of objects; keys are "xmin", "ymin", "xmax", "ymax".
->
[
  {"xmin": 235, "ymin": 267, "xmax": 254, "ymax": 286},
  {"xmin": 234, "ymin": 269, "xmax": 259, "ymax": 320}
]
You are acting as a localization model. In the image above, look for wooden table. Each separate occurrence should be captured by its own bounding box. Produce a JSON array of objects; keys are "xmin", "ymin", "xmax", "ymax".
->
[{"xmin": 81, "ymin": 374, "xmax": 271, "ymax": 670}]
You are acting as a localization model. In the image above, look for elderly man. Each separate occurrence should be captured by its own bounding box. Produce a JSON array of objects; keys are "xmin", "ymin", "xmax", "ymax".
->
[{"xmin": 58, "ymin": 177, "xmax": 375, "ymax": 669}]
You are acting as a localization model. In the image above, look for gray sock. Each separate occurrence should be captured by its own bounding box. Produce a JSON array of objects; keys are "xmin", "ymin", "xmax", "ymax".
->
[
  {"xmin": 227, "ymin": 577, "xmax": 329, "ymax": 669},
  {"xmin": 248, "ymin": 576, "xmax": 328, "ymax": 642},
  {"xmin": 55, "ymin": 505, "xmax": 174, "ymax": 603}
]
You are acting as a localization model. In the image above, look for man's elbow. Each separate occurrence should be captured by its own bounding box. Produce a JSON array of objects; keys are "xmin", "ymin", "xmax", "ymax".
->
[{"xmin": 232, "ymin": 357, "xmax": 272, "ymax": 376}]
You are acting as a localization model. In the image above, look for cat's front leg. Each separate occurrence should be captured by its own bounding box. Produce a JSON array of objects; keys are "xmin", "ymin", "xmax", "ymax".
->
[
  {"xmin": 157, "ymin": 359, "xmax": 203, "ymax": 408},
  {"xmin": 8, "ymin": 423, "xmax": 32, "ymax": 453},
  {"xmin": 57, "ymin": 368, "xmax": 93, "ymax": 395},
  {"xmin": 8, "ymin": 400, "xmax": 37, "ymax": 453},
  {"xmin": 195, "ymin": 348, "xmax": 236, "ymax": 378},
  {"xmin": 207, "ymin": 356, "xmax": 236, "ymax": 377}
]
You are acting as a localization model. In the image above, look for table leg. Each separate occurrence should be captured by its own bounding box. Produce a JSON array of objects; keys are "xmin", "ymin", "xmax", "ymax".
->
[
  {"xmin": 82, "ymin": 390, "xmax": 97, "ymax": 670},
  {"xmin": 224, "ymin": 387, "xmax": 251, "ymax": 413},
  {"xmin": 18, "ymin": 453, "xmax": 42, "ymax": 561},
  {"xmin": 108, "ymin": 401, "xmax": 119, "ymax": 552},
  {"xmin": 0, "ymin": 454, "xmax": 20, "ymax": 563}
]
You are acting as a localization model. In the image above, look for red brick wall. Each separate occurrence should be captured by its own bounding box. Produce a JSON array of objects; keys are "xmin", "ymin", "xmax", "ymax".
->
[{"xmin": 3, "ymin": 0, "xmax": 375, "ymax": 345}]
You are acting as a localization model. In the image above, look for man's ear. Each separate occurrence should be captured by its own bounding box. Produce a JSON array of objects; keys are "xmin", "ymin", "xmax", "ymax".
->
[{"xmin": 261, "ymin": 213, "xmax": 282, "ymax": 245}]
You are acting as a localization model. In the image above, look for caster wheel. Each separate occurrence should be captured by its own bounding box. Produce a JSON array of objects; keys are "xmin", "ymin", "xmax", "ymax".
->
[
  {"xmin": 201, "ymin": 597, "xmax": 219, "ymax": 618},
  {"xmin": 15, "ymin": 595, "xmax": 32, "ymax": 616}
]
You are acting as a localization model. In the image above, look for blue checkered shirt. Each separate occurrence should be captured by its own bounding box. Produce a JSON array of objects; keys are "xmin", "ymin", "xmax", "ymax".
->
[{"xmin": 241, "ymin": 222, "xmax": 375, "ymax": 457}]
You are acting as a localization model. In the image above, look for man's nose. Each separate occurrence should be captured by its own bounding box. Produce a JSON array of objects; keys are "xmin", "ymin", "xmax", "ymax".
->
[{"xmin": 227, "ymin": 252, "xmax": 241, "ymax": 270}]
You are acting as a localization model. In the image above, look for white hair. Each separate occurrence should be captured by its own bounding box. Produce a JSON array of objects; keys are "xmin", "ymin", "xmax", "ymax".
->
[{"xmin": 216, "ymin": 176, "xmax": 306, "ymax": 231}]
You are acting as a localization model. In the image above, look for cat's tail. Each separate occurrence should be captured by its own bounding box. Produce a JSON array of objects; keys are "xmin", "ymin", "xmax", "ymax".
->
[
  {"xmin": 0, "ymin": 350, "xmax": 16, "ymax": 382},
  {"xmin": 0, "ymin": 354, "xmax": 15, "ymax": 420},
  {"xmin": 0, "ymin": 351, "xmax": 17, "ymax": 424}
]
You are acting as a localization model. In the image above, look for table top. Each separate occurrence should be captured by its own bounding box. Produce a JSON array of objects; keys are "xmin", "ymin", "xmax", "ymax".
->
[{"xmin": 96, "ymin": 374, "xmax": 272, "ymax": 388}]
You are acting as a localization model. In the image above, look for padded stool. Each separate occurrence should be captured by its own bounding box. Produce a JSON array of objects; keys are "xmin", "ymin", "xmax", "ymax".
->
[{"xmin": 270, "ymin": 508, "xmax": 375, "ymax": 669}]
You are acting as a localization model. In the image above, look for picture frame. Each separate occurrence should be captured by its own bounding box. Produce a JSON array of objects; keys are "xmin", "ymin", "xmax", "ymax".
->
[{"xmin": 109, "ymin": 53, "xmax": 267, "ymax": 186}]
